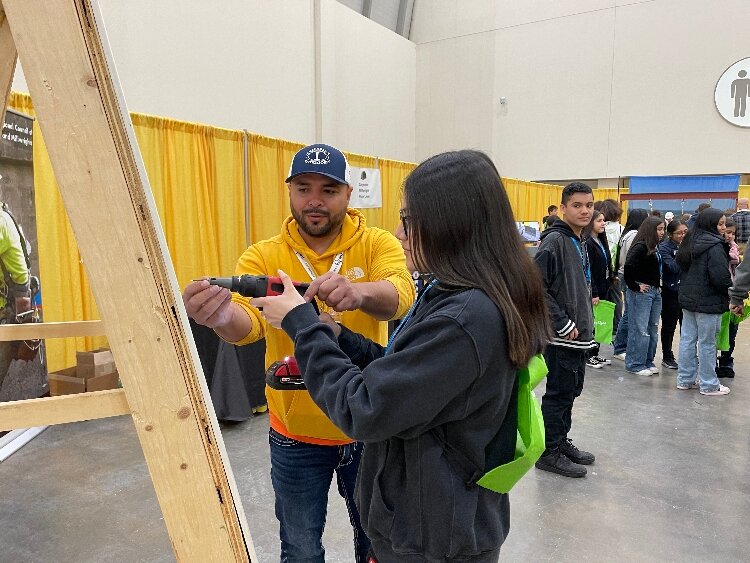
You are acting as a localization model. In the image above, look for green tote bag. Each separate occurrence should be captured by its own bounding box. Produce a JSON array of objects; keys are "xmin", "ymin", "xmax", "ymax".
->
[
  {"xmin": 475, "ymin": 354, "xmax": 547, "ymax": 494},
  {"xmin": 592, "ymin": 300, "xmax": 616, "ymax": 345}
]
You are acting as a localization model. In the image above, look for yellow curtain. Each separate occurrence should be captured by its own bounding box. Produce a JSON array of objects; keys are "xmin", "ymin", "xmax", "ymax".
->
[
  {"xmin": 8, "ymin": 94, "xmax": 246, "ymax": 370},
  {"xmin": 9, "ymin": 92, "xmax": 107, "ymax": 371},
  {"xmin": 131, "ymin": 114, "xmax": 246, "ymax": 287},
  {"xmin": 739, "ymin": 186, "xmax": 750, "ymax": 201},
  {"xmin": 502, "ymin": 178, "xmax": 563, "ymax": 223}
]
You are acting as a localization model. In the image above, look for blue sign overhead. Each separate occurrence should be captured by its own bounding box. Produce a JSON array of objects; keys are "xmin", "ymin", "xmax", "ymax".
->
[{"xmin": 629, "ymin": 175, "xmax": 740, "ymax": 194}]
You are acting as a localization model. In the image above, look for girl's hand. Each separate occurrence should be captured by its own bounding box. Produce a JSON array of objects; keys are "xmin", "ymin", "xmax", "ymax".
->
[
  {"xmin": 251, "ymin": 270, "xmax": 307, "ymax": 329},
  {"xmin": 639, "ymin": 283, "xmax": 650, "ymax": 293},
  {"xmin": 592, "ymin": 297, "xmax": 600, "ymax": 305}
]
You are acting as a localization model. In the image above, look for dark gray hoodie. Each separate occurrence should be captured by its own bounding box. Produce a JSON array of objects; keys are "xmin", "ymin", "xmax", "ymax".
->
[
  {"xmin": 534, "ymin": 220, "xmax": 595, "ymax": 349},
  {"xmin": 282, "ymin": 285, "xmax": 518, "ymax": 561}
]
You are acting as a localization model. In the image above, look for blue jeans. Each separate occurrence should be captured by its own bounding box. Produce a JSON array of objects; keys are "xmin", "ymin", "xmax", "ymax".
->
[
  {"xmin": 269, "ymin": 428, "xmax": 370, "ymax": 563},
  {"xmin": 677, "ymin": 311, "xmax": 722, "ymax": 393},
  {"xmin": 613, "ymin": 276, "xmax": 630, "ymax": 355},
  {"xmin": 624, "ymin": 287, "xmax": 661, "ymax": 372}
]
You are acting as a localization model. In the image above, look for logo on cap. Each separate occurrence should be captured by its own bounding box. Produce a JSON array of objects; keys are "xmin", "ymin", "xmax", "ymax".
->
[{"xmin": 305, "ymin": 147, "xmax": 331, "ymax": 166}]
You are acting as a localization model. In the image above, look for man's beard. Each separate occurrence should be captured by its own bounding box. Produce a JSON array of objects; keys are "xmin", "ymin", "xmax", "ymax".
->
[{"xmin": 292, "ymin": 207, "xmax": 347, "ymax": 238}]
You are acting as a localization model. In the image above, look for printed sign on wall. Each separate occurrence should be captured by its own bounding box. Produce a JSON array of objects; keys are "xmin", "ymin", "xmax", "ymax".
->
[
  {"xmin": 715, "ymin": 57, "xmax": 750, "ymax": 128},
  {"xmin": 348, "ymin": 167, "xmax": 382, "ymax": 209}
]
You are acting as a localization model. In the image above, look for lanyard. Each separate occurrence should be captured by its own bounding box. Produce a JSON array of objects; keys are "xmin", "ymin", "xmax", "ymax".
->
[
  {"xmin": 570, "ymin": 237, "xmax": 591, "ymax": 284},
  {"xmin": 384, "ymin": 279, "xmax": 438, "ymax": 355},
  {"xmin": 656, "ymin": 249, "xmax": 663, "ymax": 285},
  {"xmin": 294, "ymin": 250, "xmax": 344, "ymax": 281}
]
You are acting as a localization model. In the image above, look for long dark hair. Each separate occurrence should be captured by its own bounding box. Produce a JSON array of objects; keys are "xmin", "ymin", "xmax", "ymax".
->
[
  {"xmin": 631, "ymin": 216, "xmax": 664, "ymax": 254},
  {"xmin": 404, "ymin": 150, "xmax": 550, "ymax": 366},
  {"xmin": 676, "ymin": 208, "xmax": 725, "ymax": 270},
  {"xmin": 622, "ymin": 208, "xmax": 649, "ymax": 235}
]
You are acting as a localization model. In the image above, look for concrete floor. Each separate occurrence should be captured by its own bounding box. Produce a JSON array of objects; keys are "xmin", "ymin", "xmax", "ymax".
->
[{"xmin": 2, "ymin": 333, "xmax": 749, "ymax": 562}]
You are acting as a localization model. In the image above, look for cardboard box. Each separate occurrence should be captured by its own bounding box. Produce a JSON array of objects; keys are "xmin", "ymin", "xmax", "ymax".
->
[
  {"xmin": 76, "ymin": 348, "xmax": 116, "ymax": 379},
  {"xmin": 48, "ymin": 367, "xmax": 86, "ymax": 396},
  {"xmin": 77, "ymin": 361, "xmax": 116, "ymax": 379},
  {"xmin": 86, "ymin": 370, "xmax": 120, "ymax": 392},
  {"xmin": 76, "ymin": 348, "xmax": 114, "ymax": 366},
  {"xmin": 48, "ymin": 367, "xmax": 120, "ymax": 395}
]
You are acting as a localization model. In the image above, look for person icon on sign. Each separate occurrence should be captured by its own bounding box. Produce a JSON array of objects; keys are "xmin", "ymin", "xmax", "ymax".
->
[{"xmin": 731, "ymin": 70, "xmax": 750, "ymax": 117}]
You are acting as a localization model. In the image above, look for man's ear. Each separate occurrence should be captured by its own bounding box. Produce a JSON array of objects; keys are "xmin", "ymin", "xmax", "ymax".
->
[{"xmin": 346, "ymin": 185, "xmax": 353, "ymax": 203}]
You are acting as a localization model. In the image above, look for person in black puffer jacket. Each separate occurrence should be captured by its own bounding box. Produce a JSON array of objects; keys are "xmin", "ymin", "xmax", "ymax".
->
[
  {"xmin": 658, "ymin": 220, "xmax": 688, "ymax": 369},
  {"xmin": 675, "ymin": 208, "xmax": 732, "ymax": 396},
  {"xmin": 623, "ymin": 216, "xmax": 665, "ymax": 375}
]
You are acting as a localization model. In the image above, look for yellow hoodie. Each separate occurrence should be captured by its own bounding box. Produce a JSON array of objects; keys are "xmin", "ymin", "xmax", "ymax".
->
[{"xmin": 230, "ymin": 209, "xmax": 415, "ymax": 443}]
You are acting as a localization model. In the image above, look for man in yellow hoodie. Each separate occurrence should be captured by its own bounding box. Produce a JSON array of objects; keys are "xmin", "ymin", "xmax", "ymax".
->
[{"xmin": 183, "ymin": 143, "xmax": 414, "ymax": 562}]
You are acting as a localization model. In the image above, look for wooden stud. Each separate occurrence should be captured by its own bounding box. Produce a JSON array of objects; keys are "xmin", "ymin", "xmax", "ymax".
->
[
  {"xmin": 0, "ymin": 389, "xmax": 129, "ymax": 430},
  {"xmin": 0, "ymin": 320, "xmax": 105, "ymax": 341},
  {"xmin": 1, "ymin": 1, "xmax": 254, "ymax": 560}
]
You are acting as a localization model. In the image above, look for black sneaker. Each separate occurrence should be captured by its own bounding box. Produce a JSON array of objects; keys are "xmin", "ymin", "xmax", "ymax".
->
[
  {"xmin": 716, "ymin": 366, "xmax": 735, "ymax": 378},
  {"xmin": 535, "ymin": 448, "xmax": 587, "ymax": 478},
  {"xmin": 559, "ymin": 438, "xmax": 595, "ymax": 465},
  {"xmin": 662, "ymin": 358, "xmax": 678, "ymax": 370}
]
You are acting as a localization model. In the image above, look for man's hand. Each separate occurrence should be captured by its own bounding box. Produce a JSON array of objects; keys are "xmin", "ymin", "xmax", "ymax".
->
[
  {"xmin": 252, "ymin": 270, "xmax": 307, "ymax": 329},
  {"xmin": 564, "ymin": 328, "xmax": 579, "ymax": 340},
  {"xmin": 183, "ymin": 279, "xmax": 233, "ymax": 329},
  {"xmin": 304, "ymin": 271, "xmax": 364, "ymax": 312},
  {"xmin": 730, "ymin": 303, "xmax": 744, "ymax": 315}
]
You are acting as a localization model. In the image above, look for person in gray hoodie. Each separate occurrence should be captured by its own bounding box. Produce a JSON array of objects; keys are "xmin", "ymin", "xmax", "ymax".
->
[
  {"xmin": 254, "ymin": 150, "xmax": 551, "ymax": 563},
  {"xmin": 533, "ymin": 182, "xmax": 597, "ymax": 478}
]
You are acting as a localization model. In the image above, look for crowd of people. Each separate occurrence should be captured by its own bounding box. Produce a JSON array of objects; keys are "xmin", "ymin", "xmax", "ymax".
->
[
  {"xmin": 548, "ymin": 196, "xmax": 746, "ymax": 398},
  {"xmin": 184, "ymin": 142, "xmax": 749, "ymax": 562}
]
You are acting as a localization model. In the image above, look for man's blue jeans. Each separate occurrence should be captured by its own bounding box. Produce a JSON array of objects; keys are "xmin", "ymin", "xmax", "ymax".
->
[
  {"xmin": 677, "ymin": 310, "xmax": 722, "ymax": 393},
  {"xmin": 624, "ymin": 287, "xmax": 661, "ymax": 372},
  {"xmin": 269, "ymin": 428, "xmax": 370, "ymax": 563}
]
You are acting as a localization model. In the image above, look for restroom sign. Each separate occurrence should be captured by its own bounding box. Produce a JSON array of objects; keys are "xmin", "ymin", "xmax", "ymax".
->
[{"xmin": 715, "ymin": 57, "xmax": 750, "ymax": 128}]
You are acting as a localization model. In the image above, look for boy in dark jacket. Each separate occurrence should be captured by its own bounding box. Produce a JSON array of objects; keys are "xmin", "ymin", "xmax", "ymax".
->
[{"xmin": 534, "ymin": 183, "xmax": 597, "ymax": 478}]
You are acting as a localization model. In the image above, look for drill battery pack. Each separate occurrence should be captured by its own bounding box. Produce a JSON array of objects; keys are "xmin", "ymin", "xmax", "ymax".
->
[{"xmin": 265, "ymin": 356, "xmax": 306, "ymax": 391}]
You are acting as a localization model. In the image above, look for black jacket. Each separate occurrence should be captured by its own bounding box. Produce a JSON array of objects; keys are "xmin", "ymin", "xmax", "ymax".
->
[
  {"xmin": 282, "ymin": 286, "xmax": 518, "ymax": 560},
  {"xmin": 678, "ymin": 231, "xmax": 731, "ymax": 314},
  {"xmin": 585, "ymin": 234, "xmax": 613, "ymax": 299},
  {"xmin": 624, "ymin": 241, "xmax": 661, "ymax": 292},
  {"xmin": 534, "ymin": 221, "xmax": 595, "ymax": 349},
  {"xmin": 658, "ymin": 239, "xmax": 680, "ymax": 293}
]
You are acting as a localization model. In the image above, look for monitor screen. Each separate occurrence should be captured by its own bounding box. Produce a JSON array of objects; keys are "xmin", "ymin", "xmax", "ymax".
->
[{"xmin": 517, "ymin": 221, "xmax": 541, "ymax": 242}]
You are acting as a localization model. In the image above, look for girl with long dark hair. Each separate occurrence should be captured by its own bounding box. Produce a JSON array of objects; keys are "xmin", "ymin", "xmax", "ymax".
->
[
  {"xmin": 583, "ymin": 210, "xmax": 614, "ymax": 368},
  {"xmin": 612, "ymin": 208, "xmax": 649, "ymax": 360},
  {"xmin": 658, "ymin": 220, "xmax": 687, "ymax": 369},
  {"xmin": 255, "ymin": 150, "xmax": 551, "ymax": 561},
  {"xmin": 623, "ymin": 216, "xmax": 665, "ymax": 375},
  {"xmin": 675, "ymin": 208, "xmax": 732, "ymax": 395}
]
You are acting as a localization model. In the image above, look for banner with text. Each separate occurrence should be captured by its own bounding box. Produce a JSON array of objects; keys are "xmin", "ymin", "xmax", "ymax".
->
[{"xmin": 348, "ymin": 167, "xmax": 382, "ymax": 209}]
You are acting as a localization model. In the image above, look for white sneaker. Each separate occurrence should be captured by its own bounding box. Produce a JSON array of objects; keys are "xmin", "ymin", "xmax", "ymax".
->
[
  {"xmin": 628, "ymin": 368, "xmax": 653, "ymax": 376},
  {"xmin": 613, "ymin": 353, "xmax": 626, "ymax": 361},
  {"xmin": 676, "ymin": 381, "xmax": 698, "ymax": 390},
  {"xmin": 648, "ymin": 366, "xmax": 660, "ymax": 374},
  {"xmin": 700, "ymin": 385, "xmax": 731, "ymax": 396}
]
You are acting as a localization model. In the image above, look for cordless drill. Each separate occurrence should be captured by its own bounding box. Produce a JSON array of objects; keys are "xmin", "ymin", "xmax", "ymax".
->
[{"xmin": 207, "ymin": 274, "xmax": 320, "ymax": 314}]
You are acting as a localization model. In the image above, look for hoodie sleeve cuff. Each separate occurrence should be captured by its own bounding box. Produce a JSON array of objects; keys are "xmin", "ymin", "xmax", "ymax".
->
[
  {"xmin": 280, "ymin": 302, "xmax": 320, "ymax": 340},
  {"xmin": 556, "ymin": 320, "xmax": 576, "ymax": 337}
]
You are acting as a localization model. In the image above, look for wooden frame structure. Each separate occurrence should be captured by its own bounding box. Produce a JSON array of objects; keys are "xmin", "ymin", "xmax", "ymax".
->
[{"xmin": 0, "ymin": 1, "xmax": 255, "ymax": 560}]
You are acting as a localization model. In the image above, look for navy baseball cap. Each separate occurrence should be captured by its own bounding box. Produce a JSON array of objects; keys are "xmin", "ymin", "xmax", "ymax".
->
[{"xmin": 285, "ymin": 143, "xmax": 351, "ymax": 185}]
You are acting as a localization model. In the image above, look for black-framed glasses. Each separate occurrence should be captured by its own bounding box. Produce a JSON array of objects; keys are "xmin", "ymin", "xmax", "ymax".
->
[{"xmin": 399, "ymin": 208, "xmax": 411, "ymax": 237}]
